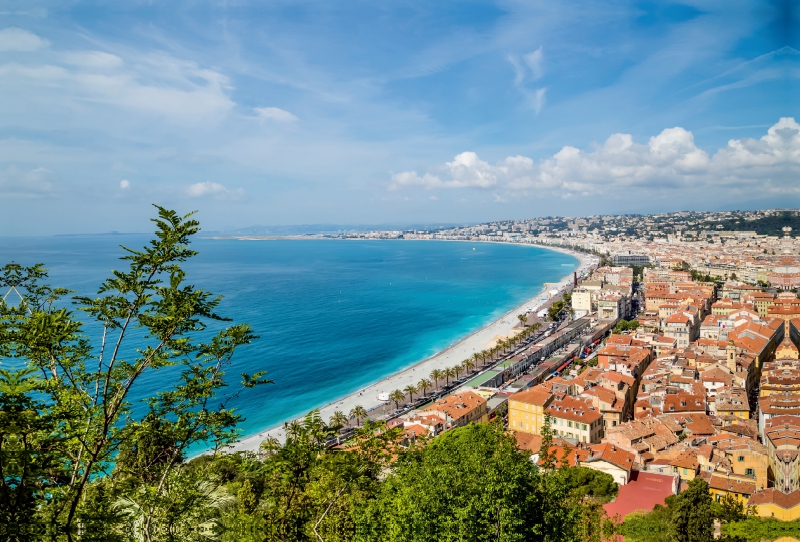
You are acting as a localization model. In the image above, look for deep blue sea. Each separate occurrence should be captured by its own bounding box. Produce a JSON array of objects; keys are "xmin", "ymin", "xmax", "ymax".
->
[{"xmin": 0, "ymin": 236, "xmax": 576, "ymax": 440}]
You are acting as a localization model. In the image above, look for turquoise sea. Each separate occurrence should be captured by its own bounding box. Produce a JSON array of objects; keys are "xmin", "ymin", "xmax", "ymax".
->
[{"xmin": 0, "ymin": 236, "xmax": 577, "ymax": 440}]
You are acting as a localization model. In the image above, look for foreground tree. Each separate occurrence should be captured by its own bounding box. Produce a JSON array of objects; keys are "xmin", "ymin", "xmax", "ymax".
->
[
  {"xmin": 0, "ymin": 207, "xmax": 267, "ymax": 540},
  {"xmin": 354, "ymin": 422, "xmax": 543, "ymax": 541}
]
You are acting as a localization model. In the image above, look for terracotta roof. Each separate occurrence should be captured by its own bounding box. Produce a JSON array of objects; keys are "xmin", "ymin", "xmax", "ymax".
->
[
  {"xmin": 699, "ymin": 472, "xmax": 755, "ymax": 495},
  {"xmin": 748, "ymin": 489, "xmax": 800, "ymax": 510},
  {"xmin": 515, "ymin": 432, "xmax": 543, "ymax": 452},
  {"xmin": 586, "ymin": 443, "xmax": 635, "ymax": 471},
  {"xmin": 663, "ymin": 393, "xmax": 706, "ymax": 413},
  {"xmin": 546, "ymin": 396, "xmax": 603, "ymax": 424},
  {"xmin": 510, "ymin": 387, "xmax": 554, "ymax": 406}
]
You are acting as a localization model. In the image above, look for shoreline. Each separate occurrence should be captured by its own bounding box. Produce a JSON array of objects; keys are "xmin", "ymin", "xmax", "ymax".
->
[{"xmin": 223, "ymin": 241, "xmax": 597, "ymax": 453}]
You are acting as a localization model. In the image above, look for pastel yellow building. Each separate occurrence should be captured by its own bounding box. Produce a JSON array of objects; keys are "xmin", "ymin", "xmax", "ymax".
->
[
  {"xmin": 748, "ymin": 489, "xmax": 800, "ymax": 521},
  {"xmin": 700, "ymin": 472, "xmax": 756, "ymax": 505},
  {"xmin": 508, "ymin": 387, "xmax": 554, "ymax": 435}
]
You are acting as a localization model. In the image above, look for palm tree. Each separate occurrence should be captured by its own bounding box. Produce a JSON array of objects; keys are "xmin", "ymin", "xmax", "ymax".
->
[
  {"xmin": 463, "ymin": 358, "xmax": 475, "ymax": 375},
  {"xmin": 350, "ymin": 405, "xmax": 368, "ymax": 426},
  {"xmin": 389, "ymin": 389, "xmax": 405, "ymax": 410},
  {"xmin": 404, "ymin": 384, "xmax": 418, "ymax": 403},
  {"xmin": 452, "ymin": 364, "xmax": 462, "ymax": 381},
  {"xmin": 430, "ymin": 368, "xmax": 444, "ymax": 388},
  {"xmin": 444, "ymin": 366, "xmax": 456, "ymax": 386},
  {"xmin": 480, "ymin": 349, "xmax": 490, "ymax": 366},
  {"xmin": 472, "ymin": 352, "xmax": 481, "ymax": 370},
  {"xmin": 417, "ymin": 378, "xmax": 432, "ymax": 398},
  {"xmin": 329, "ymin": 410, "xmax": 348, "ymax": 429},
  {"xmin": 518, "ymin": 313, "xmax": 528, "ymax": 326}
]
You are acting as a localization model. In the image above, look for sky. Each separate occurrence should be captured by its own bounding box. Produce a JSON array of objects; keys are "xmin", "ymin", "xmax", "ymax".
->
[{"xmin": 1, "ymin": 0, "xmax": 799, "ymax": 235}]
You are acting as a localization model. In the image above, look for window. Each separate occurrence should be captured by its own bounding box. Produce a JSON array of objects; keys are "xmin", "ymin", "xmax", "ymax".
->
[
  {"xmin": 582, "ymin": 424, "xmax": 587, "ymax": 431},
  {"xmin": 682, "ymin": 468, "xmax": 688, "ymax": 475},
  {"xmin": 738, "ymin": 456, "xmax": 744, "ymax": 462},
  {"xmin": 568, "ymin": 421, "xmax": 573, "ymax": 428},
  {"xmin": 746, "ymin": 468, "xmax": 754, "ymax": 476},
  {"xmin": 519, "ymin": 422, "xmax": 523, "ymax": 428}
]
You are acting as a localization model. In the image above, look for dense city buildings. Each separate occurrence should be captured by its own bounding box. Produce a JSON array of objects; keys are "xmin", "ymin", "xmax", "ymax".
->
[{"xmin": 369, "ymin": 208, "xmax": 800, "ymax": 519}]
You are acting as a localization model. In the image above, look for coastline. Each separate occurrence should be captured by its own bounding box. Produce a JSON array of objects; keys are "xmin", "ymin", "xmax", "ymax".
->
[{"xmin": 224, "ymin": 241, "xmax": 597, "ymax": 453}]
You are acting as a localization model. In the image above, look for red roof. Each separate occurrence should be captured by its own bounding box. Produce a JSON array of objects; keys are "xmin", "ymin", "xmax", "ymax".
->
[{"xmin": 603, "ymin": 471, "xmax": 677, "ymax": 520}]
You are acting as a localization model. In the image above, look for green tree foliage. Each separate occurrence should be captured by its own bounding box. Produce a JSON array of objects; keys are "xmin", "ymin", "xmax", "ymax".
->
[
  {"xmin": 562, "ymin": 467, "xmax": 619, "ymax": 503},
  {"xmin": 619, "ymin": 505, "xmax": 675, "ymax": 542},
  {"xmin": 219, "ymin": 411, "xmax": 402, "ymax": 542},
  {"xmin": 613, "ymin": 319, "xmax": 640, "ymax": 334},
  {"xmin": 621, "ymin": 478, "xmax": 753, "ymax": 542},
  {"xmin": 722, "ymin": 516, "xmax": 800, "ymax": 542},
  {"xmin": 669, "ymin": 478, "xmax": 714, "ymax": 542},
  {"xmin": 0, "ymin": 207, "xmax": 267, "ymax": 541},
  {"xmin": 548, "ymin": 300, "xmax": 566, "ymax": 321},
  {"xmin": 353, "ymin": 421, "xmax": 601, "ymax": 542}
]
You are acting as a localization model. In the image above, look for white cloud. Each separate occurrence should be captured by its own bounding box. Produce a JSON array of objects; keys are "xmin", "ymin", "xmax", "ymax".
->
[
  {"xmin": 523, "ymin": 46, "xmax": 544, "ymax": 80},
  {"xmin": 0, "ymin": 27, "xmax": 48, "ymax": 51},
  {"xmin": 0, "ymin": 166, "xmax": 52, "ymax": 197},
  {"xmin": 389, "ymin": 151, "xmax": 498, "ymax": 190},
  {"xmin": 1, "ymin": 50, "xmax": 235, "ymax": 121},
  {"xmin": 389, "ymin": 118, "xmax": 800, "ymax": 196},
  {"xmin": 254, "ymin": 106, "xmax": 298, "ymax": 123},
  {"xmin": 61, "ymin": 51, "xmax": 123, "ymax": 69},
  {"xmin": 120, "ymin": 179, "xmax": 130, "ymax": 189},
  {"xmin": 507, "ymin": 48, "xmax": 547, "ymax": 113},
  {"xmin": 532, "ymin": 87, "xmax": 546, "ymax": 115},
  {"xmin": 184, "ymin": 181, "xmax": 243, "ymax": 199}
]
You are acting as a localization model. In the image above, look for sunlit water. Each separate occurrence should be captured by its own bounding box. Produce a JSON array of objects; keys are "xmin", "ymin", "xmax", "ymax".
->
[{"xmin": 0, "ymin": 236, "xmax": 577, "ymax": 442}]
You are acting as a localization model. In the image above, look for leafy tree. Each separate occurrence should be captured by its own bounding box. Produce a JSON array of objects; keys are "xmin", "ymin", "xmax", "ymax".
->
[
  {"xmin": 613, "ymin": 319, "xmax": 640, "ymax": 334},
  {"xmin": 668, "ymin": 478, "xmax": 714, "ymax": 542},
  {"xmin": 722, "ymin": 516, "xmax": 800, "ymax": 542},
  {"xmin": 354, "ymin": 422, "xmax": 543, "ymax": 542},
  {"xmin": 0, "ymin": 207, "xmax": 267, "ymax": 540},
  {"xmin": 548, "ymin": 301, "xmax": 565, "ymax": 321},
  {"xmin": 562, "ymin": 467, "xmax": 618, "ymax": 503},
  {"xmin": 620, "ymin": 505, "xmax": 675, "ymax": 542},
  {"xmin": 621, "ymin": 477, "xmax": 715, "ymax": 542}
]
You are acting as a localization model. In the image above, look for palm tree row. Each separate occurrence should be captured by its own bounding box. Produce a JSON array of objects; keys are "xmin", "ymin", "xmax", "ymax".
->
[{"xmin": 377, "ymin": 319, "xmax": 546, "ymax": 416}]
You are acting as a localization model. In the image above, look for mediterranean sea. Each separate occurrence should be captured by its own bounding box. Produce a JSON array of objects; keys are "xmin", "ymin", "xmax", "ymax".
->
[{"xmin": 0, "ymin": 236, "xmax": 577, "ymax": 441}]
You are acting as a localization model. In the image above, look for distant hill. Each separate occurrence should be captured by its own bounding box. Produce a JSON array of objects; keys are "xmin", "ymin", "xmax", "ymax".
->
[
  {"xmin": 704, "ymin": 211, "xmax": 800, "ymax": 236},
  {"xmin": 205, "ymin": 222, "xmax": 469, "ymax": 236}
]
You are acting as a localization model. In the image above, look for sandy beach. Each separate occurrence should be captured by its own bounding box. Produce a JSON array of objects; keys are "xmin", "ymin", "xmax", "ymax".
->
[{"xmin": 226, "ymin": 243, "xmax": 597, "ymax": 453}]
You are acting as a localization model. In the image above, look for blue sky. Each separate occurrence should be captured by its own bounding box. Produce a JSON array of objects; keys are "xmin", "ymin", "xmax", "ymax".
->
[{"xmin": 1, "ymin": 1, "xmax": 798, "ymax": 234}]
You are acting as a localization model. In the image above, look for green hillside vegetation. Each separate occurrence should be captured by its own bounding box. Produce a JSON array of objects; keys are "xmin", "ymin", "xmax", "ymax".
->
[{"xmin": 703, "ymin": 210, "xmax": 800, "ymax": 236}]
